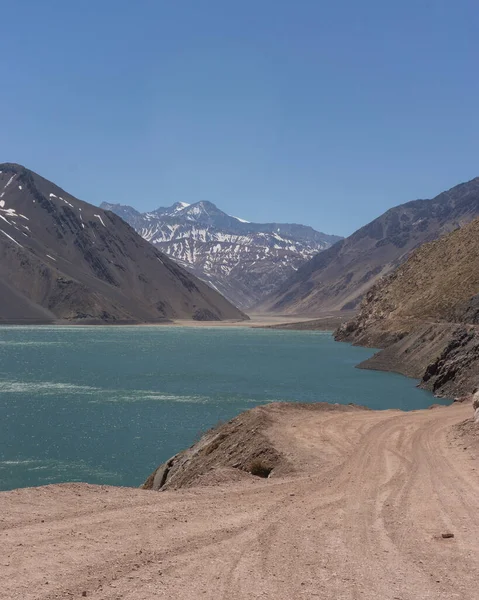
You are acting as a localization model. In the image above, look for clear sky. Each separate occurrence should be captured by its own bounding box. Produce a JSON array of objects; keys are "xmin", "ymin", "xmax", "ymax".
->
[{"xmin": 2, "ymin": 1, "xmax": 479, "ymax": 236}]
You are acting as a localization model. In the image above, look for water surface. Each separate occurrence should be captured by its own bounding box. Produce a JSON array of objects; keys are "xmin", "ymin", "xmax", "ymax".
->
[{"xmin": 0, "ymin": 326, "xmax": 447, "ymax": 490}]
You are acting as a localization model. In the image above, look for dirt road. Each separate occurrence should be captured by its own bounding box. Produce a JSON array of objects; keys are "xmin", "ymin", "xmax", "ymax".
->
[{"xmin": 1, "ymin": 402, "xmax": 478, "ymax": 599}]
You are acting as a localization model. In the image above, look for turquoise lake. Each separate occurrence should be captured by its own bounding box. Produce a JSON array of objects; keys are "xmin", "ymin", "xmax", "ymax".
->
[{"xmin": 0, "ymin": 326, "xmax": 448, "ymax": 491}]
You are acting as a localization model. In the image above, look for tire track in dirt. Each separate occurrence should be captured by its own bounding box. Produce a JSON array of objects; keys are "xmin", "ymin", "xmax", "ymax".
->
[{"xmin": 1, "ymin": 402, "xmax": 478, "ymax": 599}]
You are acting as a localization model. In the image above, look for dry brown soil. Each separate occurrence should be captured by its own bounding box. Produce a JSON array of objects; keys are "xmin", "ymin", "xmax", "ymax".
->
[{"xmin": 1, "ymin": 401, "xmax": 478, "ymax": 599}]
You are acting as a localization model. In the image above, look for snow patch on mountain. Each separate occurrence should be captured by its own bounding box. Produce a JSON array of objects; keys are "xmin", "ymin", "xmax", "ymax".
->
[{"xmin": 101, "ymin": 200, "xmax": 341, "ymax": 309}]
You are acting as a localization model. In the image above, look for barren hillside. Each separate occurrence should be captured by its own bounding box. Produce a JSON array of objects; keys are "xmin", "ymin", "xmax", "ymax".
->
[
  {"xmin": 259, "ymin": 176, "xmax": 479, "ymax": 315},
  {"xmin": 336, "ymin": 217, "xmax": 479, "ymax": 396},
  {"xmin": 0, "ymin": 164, "xmax": 247, "ymax": 324}
]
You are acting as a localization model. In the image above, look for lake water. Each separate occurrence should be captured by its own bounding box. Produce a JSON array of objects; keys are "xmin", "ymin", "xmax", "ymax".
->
[{"xmin": 0, "ymin": 326, "xmax": 447, "ymax": 491}]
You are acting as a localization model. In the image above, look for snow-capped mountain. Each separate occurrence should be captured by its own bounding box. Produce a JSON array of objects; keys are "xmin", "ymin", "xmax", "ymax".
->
[{"xmin": 100, "ymin": 200, "xmax": 342, "ymax": 308}]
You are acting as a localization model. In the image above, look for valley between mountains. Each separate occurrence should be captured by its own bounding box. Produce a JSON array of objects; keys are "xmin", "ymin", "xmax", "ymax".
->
[
  {"xmin": 2, "ymin": 164, "xmax": 479, "ymax": 599},
  {"xmin": 5, "ymin": 6, "xmax": 479, "ymax": 600},
  {"xmin": 101, "ymin": 200, "xmax": 340, "ymax": 309}
]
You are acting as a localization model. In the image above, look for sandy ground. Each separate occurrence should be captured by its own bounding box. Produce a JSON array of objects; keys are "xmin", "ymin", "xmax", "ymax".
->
[
  {"xmin": 170, "ymin": 314, "xmax": 318, "ymax": 328},
  {"xmin": 47, "ymin": 314, "xmax": 339, "ymax": 329},
  {"xmin": 1, "ymin": 401, "xmax": 478, "ymax": 599}
]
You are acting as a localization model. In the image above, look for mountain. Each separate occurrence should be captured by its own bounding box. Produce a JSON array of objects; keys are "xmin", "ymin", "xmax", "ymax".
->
[
  {"xmin": 336, "ymin": 217, "xmax": 479, "ymax": 397},
  {"xmin": 258, "ymin": 177, "xmax": 479, "ymax": 315},
  {"xmin": 101, "ymin": 200, "xmax": 341, "ymax": 309},
  {"xmin": 0, "ymin": 164, "xmax": 247, "ymax": 324}
]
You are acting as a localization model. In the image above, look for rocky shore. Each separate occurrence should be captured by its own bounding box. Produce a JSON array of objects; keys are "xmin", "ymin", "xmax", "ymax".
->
[
  {"xmin": 335, "ymin": 218, "xmax": 479, "ymax": 398},
  {"xmin": 336, "ymin": 320, "xmax": 479, "ymax": 398}
]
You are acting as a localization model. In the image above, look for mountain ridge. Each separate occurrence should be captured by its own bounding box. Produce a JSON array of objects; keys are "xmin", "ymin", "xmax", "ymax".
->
[
  {"xmin": 0, "ymin": 163, "xmax": 247, "ymax": 324},
  {"xmin": 258, "ymin": 176, "xmax": 479, "ymax": 315}
]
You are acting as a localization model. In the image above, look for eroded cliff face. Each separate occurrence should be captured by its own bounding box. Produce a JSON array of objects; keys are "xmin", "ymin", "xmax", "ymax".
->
[
  {"xmin": 335, "ymin": 218, "xmax": 479, "ymax": 397},
  {"xmin": 143, "ymin": 402, "xmax": 365, "ymax": 491},
  {"xmin": 345, "ymin": 322, "xmax": 479, "ymax": 397},
  {"xmin": 420, "ymin": 327, "xmax": 479, "ymax": 396},
  {"xmin": 143, "ymin": 405, "xmax": 292, "ymax": 491}
]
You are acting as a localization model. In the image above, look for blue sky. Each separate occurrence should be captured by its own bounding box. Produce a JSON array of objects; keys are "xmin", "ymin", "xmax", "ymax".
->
[{"xmin": 2, "ymin": 1, "xmax": 478, "ymax": 236}]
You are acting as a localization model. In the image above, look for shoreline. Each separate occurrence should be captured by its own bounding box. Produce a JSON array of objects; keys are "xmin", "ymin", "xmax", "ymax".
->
[
  {"xmin": 0, "ymin": 315, "xmax": 323, "ymax": 329},
  {"xmin": 1, "ymin": 394, "xmax": 456, "ymax": 494},
  {"xmin": 336, "ymin": 320, "xmax": 479, "ymax": 399}
]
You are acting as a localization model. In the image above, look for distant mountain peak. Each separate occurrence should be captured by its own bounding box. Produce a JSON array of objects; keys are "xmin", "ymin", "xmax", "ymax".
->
[{"xmin": 100, "ymin": 199, "xmax": 341, "ymax": 308}]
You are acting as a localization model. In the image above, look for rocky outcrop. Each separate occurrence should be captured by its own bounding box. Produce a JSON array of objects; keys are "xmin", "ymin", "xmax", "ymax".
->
[
  {"xmin": 473, "ymin": 392, "xmax": 479, "ymax": 423},
  {"xmin": 143, "ymin": 405, "xmax": 292, "ymax": 490},
  {"xmin": 335, "ymin": 217, "xmax": 479, "ymax": 397},
  {"xmin": 143, "ymin": 402, "xmax": 366, "ymax": 491},
  {"xmin": 421, "ymin": 327, "xmax": 479, "ymax": 396},
  {"xmin": 350, "ymin": 323, "xmax": 479, "ymax": 397}
]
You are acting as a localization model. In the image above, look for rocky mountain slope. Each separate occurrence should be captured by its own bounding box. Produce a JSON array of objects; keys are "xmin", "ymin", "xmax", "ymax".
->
[
  {"xmin": 101, "ymin": 200, "xmax": 341, "ymax": 309},
  {"xmin": 0, "ymin": 164, "xmax": 247, "ymax": 324},
  {"xmin": 336, "ymin": 217, "xmax": 479, "ymax": 397},
  {"xmin": 259, "ymin": 177, "xmax": 479, "ymax": 315}
]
